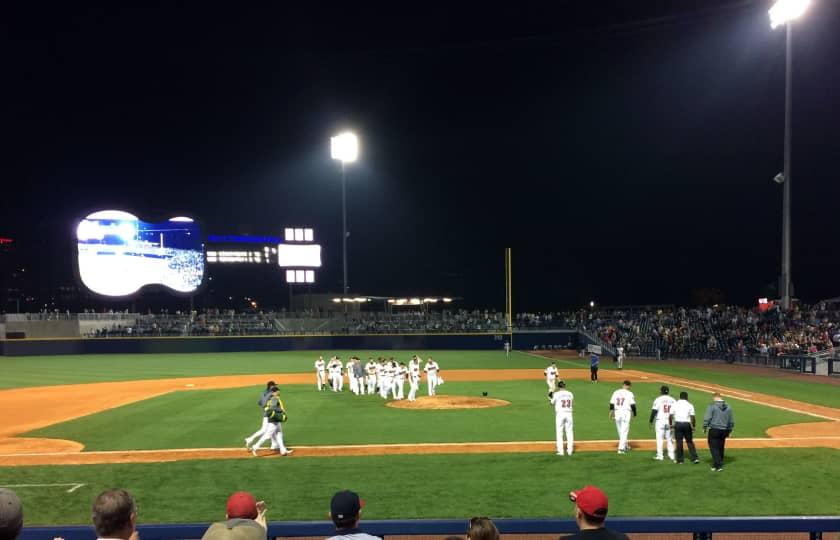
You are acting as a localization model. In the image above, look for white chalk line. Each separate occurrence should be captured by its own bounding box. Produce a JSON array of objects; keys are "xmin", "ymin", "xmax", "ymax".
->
[{"xmin": 2, "ymin": 483, "xmax": 85, "ymax": 493}]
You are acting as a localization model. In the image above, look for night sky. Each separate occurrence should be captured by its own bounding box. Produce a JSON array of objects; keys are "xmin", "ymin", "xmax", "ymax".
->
[{"xmin": 4, "ymin": 1, "xmax": 839, "ymax": 311}]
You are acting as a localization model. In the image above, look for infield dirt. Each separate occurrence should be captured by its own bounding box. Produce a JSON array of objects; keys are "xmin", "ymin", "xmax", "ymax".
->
[{"xmin": 0, "ymin": 367, "xmax": 838, "ymax": 466}]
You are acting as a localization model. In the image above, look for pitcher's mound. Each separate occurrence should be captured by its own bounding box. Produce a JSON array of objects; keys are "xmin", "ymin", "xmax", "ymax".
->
[{"xmin": 387, "ymin": 395, "xmax": 510, "ymax": 410}]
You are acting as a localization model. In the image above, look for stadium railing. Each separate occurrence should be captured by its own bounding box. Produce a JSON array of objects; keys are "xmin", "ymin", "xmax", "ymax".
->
[{"xmin": 19, "ymin": 517, "xmax": 840, "ymax": 540}]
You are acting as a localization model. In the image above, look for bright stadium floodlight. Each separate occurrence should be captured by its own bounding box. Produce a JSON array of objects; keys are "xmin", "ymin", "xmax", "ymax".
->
[
  {"xmin": 769, "ymin": 0, "xmax": 810, "ymax": 29},
  {"xmin": 331, "ymin": 132, "xmax": 359, "ymax": 163}
]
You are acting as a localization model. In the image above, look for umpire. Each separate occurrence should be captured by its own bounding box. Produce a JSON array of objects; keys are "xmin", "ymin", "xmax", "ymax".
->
[
  {"xmin": 670, "ymin": 391, "xmax": 699, "ymax": 464},
  {"xmin": 702, "ymin": 392, "xmax": 735, "ymax": 472}
]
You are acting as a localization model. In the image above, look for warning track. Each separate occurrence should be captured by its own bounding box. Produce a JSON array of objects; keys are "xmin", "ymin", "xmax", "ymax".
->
[{"xmin": 0, "ymin": 368, "xmax": 838, "ymax": 466}]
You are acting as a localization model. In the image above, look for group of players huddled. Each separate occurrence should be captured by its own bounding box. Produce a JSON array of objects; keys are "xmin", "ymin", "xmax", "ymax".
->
[{"xmin": 314, "ymin": 355, "xmax": 441, "ymax": 401}]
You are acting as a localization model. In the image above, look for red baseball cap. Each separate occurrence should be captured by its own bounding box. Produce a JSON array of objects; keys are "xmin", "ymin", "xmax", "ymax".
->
[
  {"xmin": 569, "ymin": 486, "xmax": 608, "ymax": 519},
  {"xmin": 226, "ymin": 492, "xmax": 258, "ymax": 520}
]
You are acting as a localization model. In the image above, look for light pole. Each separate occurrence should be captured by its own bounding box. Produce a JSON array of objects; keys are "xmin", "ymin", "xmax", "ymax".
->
[
  {"xmin": 330, "ymin": 131, "xmax": 359, "ymax": 297},
  {"xmin": 769, "ymin": 0, "xmax": 810, "ymax": 311}
]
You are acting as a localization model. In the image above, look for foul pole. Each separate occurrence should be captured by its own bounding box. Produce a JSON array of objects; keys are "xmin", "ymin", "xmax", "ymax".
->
[{"xmin": 505, "ymin": 248, "xmax": 512, "ymax": 348}]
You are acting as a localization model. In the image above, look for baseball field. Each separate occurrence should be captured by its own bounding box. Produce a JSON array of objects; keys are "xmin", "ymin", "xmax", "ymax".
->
[{"xmin": 1, "ymin": 350, "xmax": 839, "ymax": 526}]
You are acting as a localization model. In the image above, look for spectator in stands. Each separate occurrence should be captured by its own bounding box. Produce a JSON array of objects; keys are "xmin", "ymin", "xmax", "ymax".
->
[
  {"xmin": 327, "ymin": 490, "xmax": 380, "ymax": 540},
  {"xmin": 467, "ymin": 517, "xmax": 499, "ymax": 540},
  {"xmin": 562, "ymin": 485, "xmax": 628, "ymax": 540},
  {"xmin": 91, "ymin": 489, "xmax": 139, "ymax": 540},
  {"xmin": 0, "ymin": 488, "xmax": 23, "ymax": 540},
  {"xmin": 201, "ymin": 491, "xmax": 267, "ymax": 540}
]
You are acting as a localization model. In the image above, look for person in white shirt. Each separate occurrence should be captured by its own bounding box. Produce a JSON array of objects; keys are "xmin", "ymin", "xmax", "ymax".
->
[
  {"xmin": 329, "ymin": 357, "xmax": 343, "ymax": 392},
  {"xmin": 365, "ymin": 358, "xmax": 377, "ymax": 395},
  {"xmin": 670, "ymin": 391, "xmax": 700, "ymax": 464},
  {"xmin": 347, "ymin": 358, "xmax": 359, "ymax": 395},
  {"xmin": 378, "ymin": 359, "xmax": 391, "ymax": 399},
  {"xmin": 616, "ymin": 346, "xmax": 625, "ymax": 370},
  {"xmin": 424, "ymin": 357, "xmax": 440, "ymax": 396},
  {"xmin": 609, "ymin": 380, "xmax": 636, "ymax": 454},
  {"xmin": 648, "ymin": 385, "xmax": 676, "ymax": 461},
  {"xmin": 314, "ymin": 356, "xmax": 327, "ymax": 391},
  {"xmin": 549, "ymin": 380, "xmax": 574, "ymax": 456},
  {"xmin": 407, "ymin": 356, "xmax": 421, "ymax": 401},
  {"xmin": 394, "ymin": 362, "xmax": 408, "ymax": 400},
  {"xmin": 544, "ymin": 362, "xmax": 558, "ymax": 391}
]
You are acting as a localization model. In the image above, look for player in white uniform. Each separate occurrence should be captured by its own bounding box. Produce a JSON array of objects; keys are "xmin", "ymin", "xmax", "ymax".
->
[
  {"xmin": 314, "ymin": 356, "xmax": 326, "ymax": 391},
  {"xmin": 549, "ymin": 380, "xmax": 574, "ymax": 456},
  {"xmin": 616, "ymin": 346, "xmax": 625, "ymax": 370},
  {"xmin": 347, "ymin": 358, "xmax": 359, "ymax": 395},
  {"xmin": 544, "ymin": 362, "xmax": 558, "ymax": 391},
  {"xmin": 609, "ymin": 380, "xmax": 636, "ymax": 454},
  {"xmin": 365, "ymin": 358, "xmax": 378, "ymax": 395},
  {"xmin": 394, "ymin": 362, "xmax": 408, "ymax": 399},
  {"xmin": 424, "ymin": 357, "xmax": 440, "ymax": 396},
  {"xmin": 407, "ymin": 356, "xmax": 421, "ymax": 401},
  {"xmin": 649, "ymin": 385, "xmax": 676, "ymax": 461},
  {"xmin": 328, "ymin": 357, "xmax": 343, "ymax": 392},
  {"xmin": 378, "ymin": 360, "xmax": 392, "ymax": 399}
]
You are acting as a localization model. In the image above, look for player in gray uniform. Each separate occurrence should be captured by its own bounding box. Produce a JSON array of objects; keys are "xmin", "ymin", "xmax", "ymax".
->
[{"xmin": 245, "ymin": 380, "xmax": 277, "ymax": 451}]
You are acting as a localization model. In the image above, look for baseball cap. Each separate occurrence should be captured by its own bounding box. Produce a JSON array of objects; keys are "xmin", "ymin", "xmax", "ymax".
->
[
  {"xmin": 569, "ymin": 485, "xmax": 609, "ymax": 519},
  {"xmin": 226, "ymin": 492, "xmax": 258, "ymax": 520},
  {"xmin": 331, "ymin": 490, "xmax": 365, "ymax": 521},
  {"xmin": 0, "ymin": 488, "xmax": 23, "ymax": 536}
]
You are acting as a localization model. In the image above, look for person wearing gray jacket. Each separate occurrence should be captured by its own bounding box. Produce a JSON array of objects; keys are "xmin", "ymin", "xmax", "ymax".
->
[{"xmin": 703, "ymin": 392, "xmax": 735, "ymax": 471}]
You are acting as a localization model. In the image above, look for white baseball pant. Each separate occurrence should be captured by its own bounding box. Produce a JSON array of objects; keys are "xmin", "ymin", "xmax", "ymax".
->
[
  {"xmin": 546, "ymin": 377, "xmax": 556, "ymax": 391},
  {"xmin": 427, "ymin": 374, "xmax": 438, "ymax": 396},
  {"xmin": 615, "ymin": 411, "xmax": 632, "ymax": 452},
  {"xmin": 349, "ymin": 374, "xmax": 359, "ymax": 395},
  {"xmin": 408, "ymin": 378, "xmax": 419, "ymax": 401},
  {"xmin": 367, "ymin": 375, "xmax": 377, "ymax": 395},
  {"xmin": 252, "ymin": 422, "xmax": 288, "ymax": 454},
  {"xmin": 655, "ymin": 420, "xmax": 675, "ymax": 460},
  {"xmin": 555, "ymin": 414, "xmax": 574, "ymax": 455},
  {"xmin": 330, "ymin": 373, "xmax": 342, "ymax": 392},
  {"xmin": 316, "ymin": 371, "xmax": 326, "ymax": 391}
]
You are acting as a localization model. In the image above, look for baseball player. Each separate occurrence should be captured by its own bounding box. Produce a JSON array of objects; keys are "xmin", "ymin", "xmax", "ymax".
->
[
  {"xmin": 378, "ymin": 359, "xmax": 392, "ymax": 399},
  {"xmin": 549, "ymin": 380, "xmax": 574, "ymax": 456},
  {"xmin": 394, "ymin": 362, "xmax": 408, "ymax": 399},
  {"xmin": 670, "ymin": 391, "xmax": 700, "ymax": 464},
  {"xmin": 347, "ymin": 357, "xmax": 359, "ymax": 395},
  {"xmin": 407, "ymin": 356, "xmax": 421, "ymax": 401},
  {"xmin": 314, "ymin": 356, "xmax": 326, "ymax": 391},
  {"xmin": 609, "ymin": 380, "xmax": 636, "ymax": 454},
  {"xmin": 328, "ymin": 357, "xmax": 343, "ymax": 392},
  {"xmin": 504, "ymin": 341, "xmax": 511, "ymax": 359},
  {"xmin": 424, "ymin": 357, "xmax": 440, "ymax": 396},
  {"xmin": 649, "ymin": 385, "xmax": 676, "ymax": 461},
  {"xmin": 365, "ymin": 358, "xmax": 378, "ymax": 395},
  {"xmin": 250, "ymin": 386, "xmax": 293, "ymax": 456},
  {"xmin": 245, "ymin": 380, "xmax": 278, "ymax": 450},
  {"xmin": 544, "ymin": 362, "xmax": 558, "ymax": 391},
  {"xmin": 353, "ymin": 358, "xmax": 366, "ymax": 395},
  {"xmin": 616, "ymin": 346, "xmax": 625, "ymax": 370}
]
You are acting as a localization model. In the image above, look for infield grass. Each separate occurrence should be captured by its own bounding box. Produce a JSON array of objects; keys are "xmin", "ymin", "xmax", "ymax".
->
[
  {"xmin": 26, "ymin": 381, "xmax": 818, "ymax": 450},
  {"xmin": 2, "ymin": 448, "xmax": 838, "ymax": 525}
]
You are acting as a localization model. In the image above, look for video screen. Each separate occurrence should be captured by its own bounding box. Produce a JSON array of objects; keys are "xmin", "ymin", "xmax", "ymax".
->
[{"xmin": 76, "ymin": 210, "xmax": 205, "ymax": 297}]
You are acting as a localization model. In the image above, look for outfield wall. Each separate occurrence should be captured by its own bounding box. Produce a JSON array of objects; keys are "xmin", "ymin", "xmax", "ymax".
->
[{"xmin": 0, "ymin": 331, "xmax": 578, "ymax": 356}]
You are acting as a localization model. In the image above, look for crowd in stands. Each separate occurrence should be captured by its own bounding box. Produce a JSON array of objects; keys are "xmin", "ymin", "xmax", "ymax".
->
[{"xmin": 0, "ymin": 484, "xmax": 626, "ymax": 540}]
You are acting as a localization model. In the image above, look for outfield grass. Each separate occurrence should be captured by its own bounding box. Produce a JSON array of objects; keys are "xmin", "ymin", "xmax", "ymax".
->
[
  {"xmin": 0, "ymin": 351, "xmax": 578, "ymax": 389},
  {"xmin": 26, "ymin": 380, "xmax": 818, "ymax": 450},
  {"xmin": 630, "ymin": 359, "xmax": 840, "ymax": 409},
  {"xmin": 2, "ymin": 448, "xmax": 838, "ymax": 525}
]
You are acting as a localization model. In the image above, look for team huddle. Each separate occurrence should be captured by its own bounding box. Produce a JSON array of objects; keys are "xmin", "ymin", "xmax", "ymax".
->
[{"xmin": 314, "ymin": 355, "xmax": 442, "ymax": 401}]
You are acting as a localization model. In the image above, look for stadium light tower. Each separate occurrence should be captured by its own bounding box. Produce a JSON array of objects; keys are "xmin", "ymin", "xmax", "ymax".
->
[
  {"xmin": 331, "ymin": 131, "xmax": 359, "ymax": 297},
  {"xmin": 769, "ymin": 0, "xmax": 810, "ymax": 311}
]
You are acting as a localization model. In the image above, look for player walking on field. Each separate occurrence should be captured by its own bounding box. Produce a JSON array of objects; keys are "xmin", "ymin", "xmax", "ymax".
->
[
  {"xmin": 328, "ymin": 357, "xmax": 343, "ymax": 392},
  {"xmin": 407, "ymin": 356, "xmax": 421, "ymax": 401},
  {"xmin": 649, "ymin": 385, "xmax": 676, "ymax": 461},
  {"xmin": 549, "ymin": 380, "xmax": 574, "ymax": 456},
  {"xmin": 670, "ymin": 391, "xmax": 700, "ymax": 464},
  {"xmin": 703, "ymin": 392, "xmax": 735, "ymax": 472},
  {"xmin": 609, "ymin": 380, "xmax": 636, "ymax": 453},
  {"xmin": 250, "ymin": 386, "xmax": 292, "ymax": 456},
  {"xmin": 544, "ymin": 362, "xmax": 558, "ymax": 391},
  {"xmin": 365, "ymin": 358, "xmax": 377, "ymax": 395},
  {"xmin": 244, "ymin": 380, "xmax": 277, "ymax": 450},
  {"xmin": 424, "ymin": 357, "xmax": 440, "ymax": 396},
  {"xmin": 616, "ymin": 346, "xmax": 625, "ymax": 370},
  {"xmin": 314, "ymin": 356, "xmax": 326, "ymax": 391}
]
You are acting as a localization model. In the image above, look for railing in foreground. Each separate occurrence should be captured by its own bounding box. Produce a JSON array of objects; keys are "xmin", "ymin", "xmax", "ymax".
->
[{"xmin": 20, "ymin": 516, "xmax": 840, "ymax": 540}]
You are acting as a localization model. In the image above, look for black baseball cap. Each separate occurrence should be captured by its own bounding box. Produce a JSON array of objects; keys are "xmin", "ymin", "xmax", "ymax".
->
[{"xmin": 331, "ymin": 490, "xmax": 364, "ymax": 521}]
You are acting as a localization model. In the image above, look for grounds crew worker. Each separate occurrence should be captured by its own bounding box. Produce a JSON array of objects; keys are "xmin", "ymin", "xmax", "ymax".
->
[{"xmin": 703, "ymin": 392, "xmax": 734, "ymax": 472}]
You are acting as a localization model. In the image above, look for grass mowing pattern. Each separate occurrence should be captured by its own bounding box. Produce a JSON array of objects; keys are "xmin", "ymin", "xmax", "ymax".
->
[
  {"xmin": 0, "ymin": 351, "xmax": 566, "ymax": 389},
  {"xmin": 630, "ymin": 359, "xmax": 840, "ymax": 409},
  {"xmin": 2, "ymin": 448, "xmax": 838, "ymax": 525},
  {"xmin": 26, "ymin": 381, "xmax": 817, "ymax": 450}
]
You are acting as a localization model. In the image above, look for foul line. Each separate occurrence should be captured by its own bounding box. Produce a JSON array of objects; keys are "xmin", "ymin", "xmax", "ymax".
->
[{"xmin": 2, "ymin": 483, "xmax": 85, "ymax": 493}]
